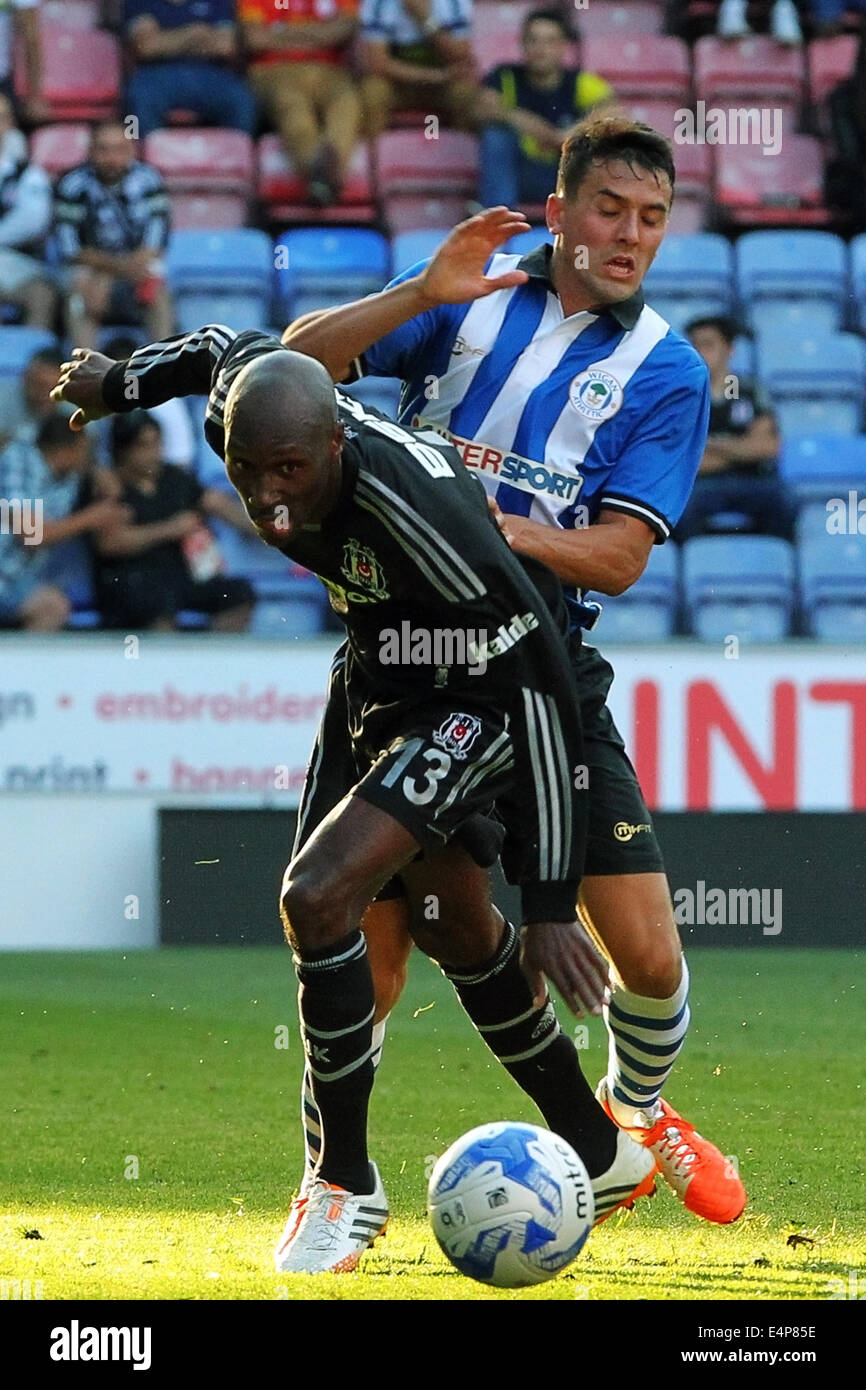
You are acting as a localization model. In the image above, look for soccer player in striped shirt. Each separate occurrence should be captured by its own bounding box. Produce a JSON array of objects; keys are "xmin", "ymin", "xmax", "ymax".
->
[{"xmin": 283, "ymin": 114, "xmax": 747, "ymax": 1226}]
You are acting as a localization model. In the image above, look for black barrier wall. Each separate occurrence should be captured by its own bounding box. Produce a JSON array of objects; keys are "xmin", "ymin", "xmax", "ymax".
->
[{"xmin": 159, "ymin": 809, "xmax": 866, "ymax": 948}]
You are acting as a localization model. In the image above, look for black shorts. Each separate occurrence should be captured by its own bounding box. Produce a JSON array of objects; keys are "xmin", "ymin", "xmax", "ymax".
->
[
  {"xmin": 573, "ymin": 636, "xmax": 665, "ymax": 877},
  {"xmin": 97, "ymin": 570, "xmax": 254, "ymax": 627},
  {"xmin": 294, "ymin": 647, "xmax": 516, "ymax": 882}
]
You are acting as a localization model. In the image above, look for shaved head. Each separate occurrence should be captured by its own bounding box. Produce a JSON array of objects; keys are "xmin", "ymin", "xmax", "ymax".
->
[
  {"xmin": 225, "ymin": 349, "xmax": 338, "ymax": 454},
  {"xmin": 223, "ymin": 348, "xmax": 346, "ymax": 544}
]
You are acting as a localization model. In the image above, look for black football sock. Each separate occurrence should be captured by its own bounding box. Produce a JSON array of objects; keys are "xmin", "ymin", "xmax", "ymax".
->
[
  {"xmin": 294, "ymin": 928, "xmax": 376, "ymax": 1193},
  {"xmin": 441, "ymin": 921, "xmax": 618, "ymax": 1179}
]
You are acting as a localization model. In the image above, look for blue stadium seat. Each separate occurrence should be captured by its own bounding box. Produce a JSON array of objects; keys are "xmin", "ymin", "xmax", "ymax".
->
[
  {"xmin": 736, "ymin": 231, "xmax": 848, "ymax": 331},
  {"xmin": 757, "ymin": 332, "xmax": 866, "ymax": 435},
  {"xmin": 799, "ymin": 531, "xmax": 866, "ymax": 640},
  {"xmin": 391, "ymin": 228, "xmax": 449, "ymax": 276},
  {"xmin": 341, "ymin": 375, "xmax": 402, "ymax": 419},
  {"xmin": 593, "ymin": 542, "xmax": 679, "ymax": 642},
  {"xmin": 845, "ymin": 234, "xmax": 866, "ymax": 334},
  {"xmin": 211, "ymin": 521, "xmax": 328, "ymax": 636},
  {"xmin": 779, "ymin": 433, "xmax": 866, "ymax": 503},
  {"xmin": 682, "ymin": 535, "xmax": 796, "ymax": 640},
  {"xmin": 795, "ymin": 500, "xmax": 834, "ymax": 543},
  {"xmin": 751, "ymin": 297, "xmax": 842, "ymax": 343},
  {"xmin": 274, "ymin": 228, "xmax": 390, "ymax": 320},
  {"xmin": 774, "ymin": 399, "xmax": 860, "ymax": 436},
  {"xmin": 643, "ymin": 233, "xmax": 734, "ymax": 326},
  {"xmin": 166, "ymin": 229, "xmax": 274, "ymax": 332},
  {"xmin": 504, "ymin": 226, "xmax": 553, "ymax": 256}
]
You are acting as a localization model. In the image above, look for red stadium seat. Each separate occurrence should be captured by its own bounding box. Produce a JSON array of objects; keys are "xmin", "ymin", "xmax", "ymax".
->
[
  {"xmin": 257, "ymin": 135, "xmax": 376, "ymax": 225},
  {"xmin": 693, "ymin": 35, "xmax": 805, "ymax": 107},
  {"xmin": 580, "ymin": 35, "xmax": 690, "ymax": 101},
  {"xmin": 715, "ymin": 134, "xmax": 830, "ymax": 227},
  {"xmin": 576, "ymin": 2, "xmax": 664, "ymax": 38},
  {"xmin": 627, "ymin": 101, "xmax": 681, "ymax": 139},
  {"xmin": 169, "ymin": 194, "xmax": 249, "ymax": 230},
  {"xmin": 808, "ymin": 34, "xmax": 858, "ymax": 105},
  {"xmin": 375, "ymin": 129, "xmax": 478, "ymax": 196},
  {"xmin": 15, "ymin": 25, "xmax": 120, "ymax": 120},
  {"xmin": 43, "ymin": 0, "xmax": 100, "ymax": 27},
  {"xmin": 382, "ymin": 194, "xmax": 470, "ymax": 235},
  {"xmin": 29, "ymin": 123, "xmax": 91, "ymax": 176},
  {"xmin": 472, "ymin": 1, "xmax": 537, "ymax": 68},
  {"xmin": 143, "ymin": 129, "xmax": 254, "ymax": 195}
]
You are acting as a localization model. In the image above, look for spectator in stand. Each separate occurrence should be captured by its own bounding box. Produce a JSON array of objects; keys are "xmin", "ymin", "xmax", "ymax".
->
[
  {"xmin": 0, "ymin": 92, "xmax": 54, "ymax": 327},
  {"xmin": 0, "ymin": 1, "xmax": 50, "ymax": 122},
  {"xmin": 359, "ymin": 0, "xmax": 479, "ymax": 138},
  {"xmin": 0, "ymin": 412, "xmax": 126, "ymax": 630},
  {"xmin": 123, "ymin": 0, "xmax": 258, "ymax": 140},
  {"xmin": 238, "ymin": 0, "xmax": 361, "ymax": 207},
  {"xmin": 478, "ymin": 10, "xmax": 614, "ymax": 210},
  {"xmin": 54, "ymin": 121, "xmax": 173, "ymax": 349},
  {"xmin": 675, "ymin": 316, "xmax": 795, "ymax": 541},
  {"xmin": 91, "ymin": 409, "xmax": 255, "ymax": 630},
  {"xmin": 0, "ymin": 345, "xmax": 66, "ymax": 447}
]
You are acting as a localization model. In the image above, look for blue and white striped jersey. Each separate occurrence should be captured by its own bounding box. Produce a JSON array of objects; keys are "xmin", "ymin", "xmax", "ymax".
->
[{"xmin": 359, "ymin": 242, "xmax": 710, "ymax": 552}]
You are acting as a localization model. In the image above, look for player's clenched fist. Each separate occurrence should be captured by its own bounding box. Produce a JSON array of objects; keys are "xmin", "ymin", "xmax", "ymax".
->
[
  {"xmin": 50, "ymin": 349, "xmax": 115, "ymax": 431},
  {"xmin": 520, "ymin": 918, "xmax": 610, "ymax": 1018}
]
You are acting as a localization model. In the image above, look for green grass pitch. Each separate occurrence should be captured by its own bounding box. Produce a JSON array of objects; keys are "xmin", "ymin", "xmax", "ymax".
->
[{"xmin": 1, "ymin": 946, "xmax": 863, "ymax": 1302}]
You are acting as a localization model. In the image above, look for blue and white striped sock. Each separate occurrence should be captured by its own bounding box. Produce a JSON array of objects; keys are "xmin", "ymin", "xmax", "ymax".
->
[
  {"xmin": 603, "ymin": 959, "xmax": 690, "ymax": 1127},
  {"xmin": 302, "ymin": 1017, "xmax": 388, "ymax": 1178}
]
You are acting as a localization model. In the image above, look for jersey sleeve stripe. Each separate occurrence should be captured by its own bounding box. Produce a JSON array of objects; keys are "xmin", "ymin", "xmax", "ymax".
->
[{"xmin": 599, "ymin": 492, "xmax": 672, "ymax": 539}]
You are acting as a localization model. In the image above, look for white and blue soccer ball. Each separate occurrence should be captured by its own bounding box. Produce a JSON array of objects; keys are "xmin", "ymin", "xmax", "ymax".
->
[{"xmin": 427, "ymin": 1121, "xmax": 595, "ymax": 1288}]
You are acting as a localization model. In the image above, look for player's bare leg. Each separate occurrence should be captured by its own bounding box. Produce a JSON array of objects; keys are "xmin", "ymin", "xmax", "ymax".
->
[
  {"xmin": 400, "ymin": 848, "xmax": 656, "ymax": 1225},
  {"xmin": 275, "ymin": 795, "xmax": 420, "ymax": 1273},
  {"xmin": 580, "ymin": 872, "xmax": 747, "ymax": 1224}
]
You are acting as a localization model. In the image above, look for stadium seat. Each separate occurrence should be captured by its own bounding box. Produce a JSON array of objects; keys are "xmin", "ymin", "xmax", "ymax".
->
[
  {"xmin": 643, "ymin": 232, "xmax": 734, "ymax": 317},
  {"xmin": 376, "ymin": 130, "xmax": 478, "ymax": 234},
  {"xmin": 775, "ymin": 399, "xmax": 861, "ymax": 436},
  {"xmin": 807, "ymin": 34, "xmax": 858, "ymax": 106},
  {"xmin": 143, "ymin": 129, "xmax": 254, "ymax": 196},
  {"xmin": 580, "ymin": 36, "xmax": 690, "ymax": 101},
  {"xmin": 779, "ymin": 433, "xmax": 866, "ymax": 504},
  {"xmin": 342, "ymin": 376, "xmax": 403, "ymax": 419},
  {"xmin": 751, "ymin": 297, "xmax": 843, "ymax": 342},
  {"xmin": 736, "ymin": 231, "xmax": 848, "ymax": 331},
  {"xmin": 795, "ymin": 500, "xmax": 833, "ymax": 543},
  {"xmin": 715, "ymin": 135, "xmax": 829, "ymax": 227},
  {"xmin": 578, "ymin": 2, "xmax": 663, "ymax": 38},
  {"xmin": 29, "ymin": 124, "xmax": 91, "ymax": 177},
  {"xmin": 0, "ymin": 326, "xmax": 58, "ymax": 379},
  {"xmin": 257, "ymin": 135, "xmax": 375, "ymax": 225},
  {"xmin": 504, "ymin": 226, "xmax": 553, "ymax": 255},
  {"xmin": 845, "ymin": 235, "xmax": 866, "ymax": 335},
  {"xmin": 693, "ymin": 35, "xmax": 805, "ymax": 106},
  {"xmin": 391, "ymin": 228, "xmax": 450, "ymax": 276},
  {"xmin": 169, "ymin": 194, "xmax": 249, "ymax": 230},
  {"xmin": 166, "ymin": 229, "xmax": 274, "ymax": 332},
  {"xmin": 43, "ymin": 0, "xmax": 100, "ymax": 26},
  {"xmin": 757, "ymin": 330, "xmax": 866, "ymax": 401},
  {"xmin": 274, "ymin": 227, "xmax": 390, "ymax": 320},
  {"xmin": 682, "ymin": 535, "xmax": 796, "ymax": 641},
  {"xmin": 593, "ymin": 542, "xmax": 680, "ymax": 643},
  {"xmin": 15, "ymin": 24, "xmax": 120, "ymax": 120},
  {"xmin": 799, "ymin": 531, "xmax": 866, "ymax": 640},
  {"xmin": 471, "ymin": 1, "xmax": 536, "ymax": 67}
]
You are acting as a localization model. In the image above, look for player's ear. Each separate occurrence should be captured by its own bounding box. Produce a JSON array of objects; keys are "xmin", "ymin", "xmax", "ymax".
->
[
  {"xmin": 546, "ymin": 191, "xmax": 564, "ymax": 235},
  {"xmin": 331, "ymin": 421, "xmax": 345, "ymax": 454}
]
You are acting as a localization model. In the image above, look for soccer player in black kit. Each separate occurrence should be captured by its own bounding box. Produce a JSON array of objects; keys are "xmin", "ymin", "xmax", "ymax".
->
[{"xmin": 52, "ymin": 324, "xmax": 656, "ymax": 1274}]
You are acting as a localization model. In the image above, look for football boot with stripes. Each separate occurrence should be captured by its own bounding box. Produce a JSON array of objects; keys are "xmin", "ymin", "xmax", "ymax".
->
[
  {"xmin": 591, "ymin": 1129, "xmax": 657, "ymax": 1225},
  {"xmin": 597, "ymin": 1081, "xmax": 746, "ymax": 1225},
  {"xmin": 274, "ymin": 1163, "xmax": 389, "ymax": 1274}
]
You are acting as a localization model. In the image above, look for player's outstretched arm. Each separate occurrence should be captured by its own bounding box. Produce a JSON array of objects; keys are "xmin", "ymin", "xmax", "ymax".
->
[
  {"xmin": 51, "ymin": 325, "xmax": 239, "ymax": 430},
  {"xmin": 281, "ymin": 206, "xmax": 532, "ymax": 381},
  {"xmin": 520, "ymin": 919, "xmax": 609, "ymax": 1019}
]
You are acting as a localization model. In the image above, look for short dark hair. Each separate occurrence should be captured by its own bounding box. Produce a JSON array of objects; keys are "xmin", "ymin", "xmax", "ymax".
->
[
  {"xmin": 523, "ymin": 7, "xmax": 574, "ymax": 40},
  {"xmin": 557, "ymin": 114, "xmax": 675, "ymax": 203},
  {"xmin": 111, "ymin": 409, "xmax": 161, "ymax": 461},
  {"xmin": 685, "ymin": 314, "xmax": 740, "ymax": 345},
  {"xmin": 37, "ymin": 412, "xmax": 84, "ymax": 453},
  {"xmin": 27, "ymin": 346, "xmax": 64, "ymax": 371}
]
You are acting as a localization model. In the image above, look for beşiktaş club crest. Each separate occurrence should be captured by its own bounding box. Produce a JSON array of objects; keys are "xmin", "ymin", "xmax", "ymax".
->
[
  {"xmin": 569, "ymin": 368, "xmax": 623, "ymax": 422},
  {"xmin": 433, "ymin": 713, "xmax": 482, "ymax": 760},
  {"xmin": 340, "ymin": 538, "xmax": 389, "ymax": 600}
]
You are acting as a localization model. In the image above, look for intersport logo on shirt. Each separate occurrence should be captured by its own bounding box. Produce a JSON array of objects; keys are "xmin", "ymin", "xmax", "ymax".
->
[{"xmin": 410, "ymin": 417, "xmax": 583, "ymax": 502}]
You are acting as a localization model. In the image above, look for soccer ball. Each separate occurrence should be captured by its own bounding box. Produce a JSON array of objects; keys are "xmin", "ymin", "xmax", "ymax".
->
[{"xmin": 427, "ymin": 1121, "xmax": 594, "ymax": 1288}]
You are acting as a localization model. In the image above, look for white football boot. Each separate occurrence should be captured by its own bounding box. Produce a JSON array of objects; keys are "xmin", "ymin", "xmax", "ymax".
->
[
  {"xmin": 590, "ymin": 1129, "xmax": 657, "ymax": 1225},
  {"xmin": 274, "ymin": 1163, "xmax": 389, "ymax": 1274}
]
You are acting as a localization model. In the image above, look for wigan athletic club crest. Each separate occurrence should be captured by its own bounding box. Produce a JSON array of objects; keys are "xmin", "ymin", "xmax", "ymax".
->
[
  {"xmin": 568, "ymin": 368, "xmax": 623, "ymax": 422},
  {"xmin": 340, "ymin": 538, "xmax": 389, "ymax": 601},
  {"xmin": 432, "ymin": 713, "xmax": 482, "ymax": 760}
]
